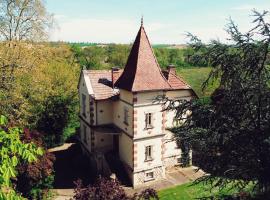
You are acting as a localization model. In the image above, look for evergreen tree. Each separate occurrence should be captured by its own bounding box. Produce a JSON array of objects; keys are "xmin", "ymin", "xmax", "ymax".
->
[{"xmin": 166, "ymin": 10, "xmax": 270, "ymax": 196}]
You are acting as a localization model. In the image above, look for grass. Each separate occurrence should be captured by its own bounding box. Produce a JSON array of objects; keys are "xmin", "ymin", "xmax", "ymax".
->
[
  {"xmin": 177, "ymin": 67, "xmax": 219, "ymax": 97},
  {"xmin": 158, "ymin": 182, "xmax": 238, "ymax": 200}
]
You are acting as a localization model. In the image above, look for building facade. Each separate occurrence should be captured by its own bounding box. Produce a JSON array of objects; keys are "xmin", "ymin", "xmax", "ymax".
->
[{"xmin": 78, "ymin": 22, "xmax": 197, "ymax": 187}]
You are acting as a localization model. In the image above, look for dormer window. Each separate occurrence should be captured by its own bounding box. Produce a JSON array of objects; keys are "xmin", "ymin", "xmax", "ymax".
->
[{"xmin": 145, "ymin": 113, "xmax": 153, "ymax": 129}]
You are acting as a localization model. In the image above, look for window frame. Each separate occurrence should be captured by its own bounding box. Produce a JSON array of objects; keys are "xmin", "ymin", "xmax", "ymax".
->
[
  {"xmin": 145, "ymin": 145, "xmax": 153, "ymax": 161},
  {"xmin": 145, "ymin": 171, "xmax": 154, "ymax": 181},
  {"xmin": 145, "ymin": 113, "xmax": 154, "ymax": 129}
]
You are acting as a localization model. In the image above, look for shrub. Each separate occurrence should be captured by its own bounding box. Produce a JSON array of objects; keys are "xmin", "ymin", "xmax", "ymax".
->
[
  {"xmin": 16, "ymin": 128, "xmax": 56, "ymax": 199},
  {"xmin": 0, "ymin": 115, "xmax": 44, "ymax": 199},
  {"xmin": 73, "ymin": 178, "xmax": 159, "ymax": 200}
]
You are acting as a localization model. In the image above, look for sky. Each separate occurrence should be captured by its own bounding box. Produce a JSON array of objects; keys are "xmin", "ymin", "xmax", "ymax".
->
[{"xmin": 47, "ymin": 0, "xmax": 270, "ymax": 44}]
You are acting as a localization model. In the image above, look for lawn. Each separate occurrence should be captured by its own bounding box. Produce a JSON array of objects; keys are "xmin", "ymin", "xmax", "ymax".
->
[
  {"xmin": 158, "ymin": 182, "xmax": 237, "ymax": 200},
  {"xmin": 177, "ymin": 67, "xmax": 219, "ymax": 97}
]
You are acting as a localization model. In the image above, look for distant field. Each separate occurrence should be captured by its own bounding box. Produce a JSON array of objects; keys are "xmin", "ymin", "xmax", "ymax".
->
[{"xmin": 177, "ymin": 67, "xmax": 218, "ymax": 97}]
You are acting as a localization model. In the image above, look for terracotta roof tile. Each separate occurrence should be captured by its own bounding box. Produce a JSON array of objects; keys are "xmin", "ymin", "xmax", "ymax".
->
[
  {"xmin": 84, "ymin": 24, "xmax": 196, "ymax": 100},
  {"xmin": 115, "ymin": 25, "xmax": 171, "ymax": 92},
  {"xmin": 162, "ymin": 70, "xmax": 191, "ymax": 90},
  {"xmin": 86, "ymin": 70, "xmax": 123, "ymax": 100}
]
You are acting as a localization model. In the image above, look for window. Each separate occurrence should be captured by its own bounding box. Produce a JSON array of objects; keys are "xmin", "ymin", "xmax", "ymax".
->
[
  {"xmin": 145, "ymin": 145, "xmax": 153, "ymax": 161},
  {"xmin": 124, "ymin": 107, "xmax": 129, "ymax": 125},
  {"xmin": 145, "ymin": 171, "xmax": 154, "ymax": 181},
  {"xmin": 82, "ymin": 94, "xmax": 86, "ymax": 117},
  {"xmin": 83, "ymin": 125, "xmax": 87, "ymax": 143},
  {"xmin": 145, "ymin": 113, "xmax": 153, "ymax": 129}
]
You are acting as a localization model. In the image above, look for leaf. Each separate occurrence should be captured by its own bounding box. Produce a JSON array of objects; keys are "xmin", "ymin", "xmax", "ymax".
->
[
  {"xmin": 0, "ymin": 115, "xmax": 8, "ymax": 126},
  {"xmin": 36, "ymin": 147, "xmax": 44, "ymax": 156},
  {"xmin": 11, "ymin": 156, "xmax": 18, "ymax": 167}
]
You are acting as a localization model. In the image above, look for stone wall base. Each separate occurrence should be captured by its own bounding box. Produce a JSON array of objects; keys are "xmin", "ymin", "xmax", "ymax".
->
[{"xmin": 133, "ymin": 166, "xmax": 165, "ymax": 187}]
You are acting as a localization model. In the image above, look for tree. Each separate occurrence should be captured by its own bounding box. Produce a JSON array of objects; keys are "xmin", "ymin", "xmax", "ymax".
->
[
  {"xmin": 107, "ymin": 44, "xmax": 130, "ymax": 68},
  {"xmin": 0, "ymin": 44, "xmax": 80, "ymax": 147},
  {"xmin": 0, "ymin": 115, "xmax": 44, "ymax": 199},
  {"xmin": 166, "ymin": 10, "xmax": 270, "ymax": 196},
  {"xmin": 0, "ymin": 0, "xmax": 54, "ymax": 105},
  {"xmin": 0, "ymin": 0, "xmax": 53, "ymax": 41},
  {"xmin": 16, "ymin": 128, "xmax": 55, "ymax": 199}
]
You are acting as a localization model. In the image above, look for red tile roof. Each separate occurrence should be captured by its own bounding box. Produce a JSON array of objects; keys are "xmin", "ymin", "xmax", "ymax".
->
[
  {"xmin": 115, "ymin": 25, "xmax": 171, "ymax": 92},
  {"xmin": 162, "ymin": 70, "xmax": 191, "ymax": 90},
  {"xmin": 84, "ymin": 24, "xmax": 196, "ymax": 100},
  {"xmin": 86, "ymin": 70, "xmax": 122, "ymax": 100}
]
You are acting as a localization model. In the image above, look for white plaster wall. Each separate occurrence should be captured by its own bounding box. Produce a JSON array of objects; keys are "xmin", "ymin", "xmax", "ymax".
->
[
  {"xmin": 113, "ymin": 101, "xmax": 133, "ymax": 136},
  {"xmin": 136, "ymin": 91, "xmax": 164, "ymax": 106},
  {"xmin": 80, "ymin": 121, "xmax": 91, "ymax": 152},
  {"xmin": 119, "ymin": 89, "xmax": 133, "ymax": 104},
  {"xmin": 135, "ymin": 104, "xmax": 163, "ymax": 138},
  {"xmin": 97, "ymin": 100, "xmax": 113, "ymax": 125},
  {"xmin": 163, "ymin": 131, "xmax": 181, "ymax": 158},
  {"xmin": 166, "ymin": 90, "xmax": 193, "ymax": 100},
  {"xmin": 134, "ymin": 138, "xmax": 163, "ymax": 172},
  {"xmin": 163, "ymin": 131, "xmax": 181, "ymax": 168},
  {"xmin": 119, "ymin": 133, "xmax": 133, "ymax": 168},
  {"xmin": 94, "ymin": 131, "xmax": 113, "ymax": 152},
  {"xmin": 133, "ymin": 166, "xmax": 165, "ymax": 186},
  {"xmin": 165, "ymin": 90, "xmax": 193, "ymax": 128},
  {"xmin": 79, "ymin": 75, "xmax": 91, "ymax": 124}
]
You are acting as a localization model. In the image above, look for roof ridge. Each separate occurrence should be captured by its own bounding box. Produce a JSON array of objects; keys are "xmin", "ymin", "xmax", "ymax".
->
[
  {"xmin": 139, "ymin": 26, "xmax": 171, "ymax": 88},
  {"xmin": 130, "ymin": 27, "xmax": 142, "ymax": 91},
  {"xmin": 115, "ymin": 24, "xmax": 171, "ymax": 92}
]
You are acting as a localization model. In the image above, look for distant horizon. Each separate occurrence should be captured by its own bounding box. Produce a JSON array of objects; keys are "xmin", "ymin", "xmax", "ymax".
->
[
  {"xmin": 50, "ymin": 41, "xmax": 188, "ymax": 46},
  {"xmin": 47, "ymin": 0, "xmax": 270, "ymax": 44}
]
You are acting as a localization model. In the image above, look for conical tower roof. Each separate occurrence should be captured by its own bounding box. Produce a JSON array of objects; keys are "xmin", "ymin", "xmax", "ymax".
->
[{"xmin": 115, "ymin": 22, "xmax": 171, "ymax": 92}]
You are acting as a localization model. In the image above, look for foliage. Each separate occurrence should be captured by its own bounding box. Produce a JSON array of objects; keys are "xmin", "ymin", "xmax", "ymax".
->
[
  {"xmin": 73, "ymin": 178, "xmax": 159, "ymax": 200},
  {"xmin": 36, "ymin": 95, "xmax": 70, "ymax": 146},
  {"xmin": 166, "ymin": 10, "xmax": 270, "ymax": 196},
  {"xmin": 107, "ymin": 44, "xmax": 130, "ymax": 68},
  {"xmin": 71, "ymin": 43, "xmax": 208, "ymax": 70},
  {"xmin": 16, "ymin": 128, "xmax": 55, "ymax": 199},
  {"xmin": 0, "ymin": 115, "xmax": 44, "ymax": 199},
  {"xmin": 0, "ymin": 43, "xmax": 80, "ymax": 146}
]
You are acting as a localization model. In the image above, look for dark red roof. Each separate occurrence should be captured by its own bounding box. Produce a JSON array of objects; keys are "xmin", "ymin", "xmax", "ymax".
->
[
  {"xmin": 115, "ymin": 25, "xmax": 171, "ymax": 92},
  {"xmin": 84, "ymin": 24, "xmax": 196, "ymax": 100},
  {"xmin": 162, "ymin": 70, "xmax": 191, "ymax": 90},
  {"xmin": 86, "ymin": 70, "xmax": 123, "ymax": 100}
]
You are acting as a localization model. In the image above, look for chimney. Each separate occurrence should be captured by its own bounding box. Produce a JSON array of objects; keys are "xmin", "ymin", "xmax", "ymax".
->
[
  {"xmin": 167, "ymin": 64, "xmax": 176, "ymax": 75},
  {"xmin": 111, "ymin": 67, "xmax": 120, "ymax": 88}
]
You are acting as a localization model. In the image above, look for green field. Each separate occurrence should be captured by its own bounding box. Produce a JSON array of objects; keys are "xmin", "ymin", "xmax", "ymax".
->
[
  {"xmin": 158, "ymin": 182, "xmax": 237, "ymax": 200},
  {"xmin": 177, "ymin": 67, "xmax": 218, "ymax": 97}
]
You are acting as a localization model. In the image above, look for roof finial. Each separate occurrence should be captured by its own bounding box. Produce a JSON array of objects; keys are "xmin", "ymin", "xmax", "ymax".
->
[{"xmin": 141, "ymin": 15, "xmax": 143, "ymax": 27}]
